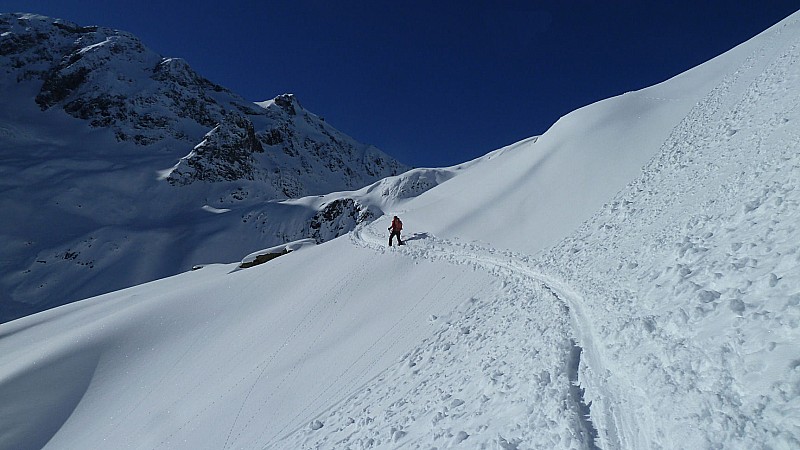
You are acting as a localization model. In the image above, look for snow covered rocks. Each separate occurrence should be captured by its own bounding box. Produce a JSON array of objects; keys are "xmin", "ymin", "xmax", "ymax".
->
[
  {"xmin": 167, "ymin": 114, "xmax": 264, "ymax": 185},
  {"xmin": 239, "ymin": 239, "xmax": 315, "ymax": 269},
  {"xmin": 0, "ymin": 13, "xmax": 408, "ymax": 319}
]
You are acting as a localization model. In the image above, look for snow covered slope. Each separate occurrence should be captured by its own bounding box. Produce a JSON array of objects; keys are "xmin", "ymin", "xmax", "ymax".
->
[
  {"xmin": 1, "ymin": 9, "xmax": 799, "ymax": 450},
  {"xmin": 403, "ymin": 11, "xmax": 799, "ymax": 255},
  {"xmin": 0, "ymin": 13, "xmax": 410, "ymax": 321}
]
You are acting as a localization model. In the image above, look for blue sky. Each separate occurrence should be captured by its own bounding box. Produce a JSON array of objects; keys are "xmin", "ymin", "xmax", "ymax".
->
[{"xmin": 2, "ymin": 1, "xmax": 798, "ymax": 167}]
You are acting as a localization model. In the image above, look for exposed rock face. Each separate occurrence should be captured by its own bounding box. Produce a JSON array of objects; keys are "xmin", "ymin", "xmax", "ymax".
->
[
  {"xmin": 308, "ymin": 198, "xmax": 379, "ymax": 243},
  {"xmin": 167, "ymin": 114, "xmax": 264, "ymax": 184},
  {"xmin": 1, "ymin": 13, "xmax": 408, "ymax": 196},
  {"xmin": 0, "ymin": 13, "xmax": 416, "ymax": 321}
]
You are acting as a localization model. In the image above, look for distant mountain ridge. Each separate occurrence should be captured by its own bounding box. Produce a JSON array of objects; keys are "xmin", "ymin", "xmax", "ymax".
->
[{"xmin": 0, "ymin": 12, "xmax": 422, "ymax": 321}]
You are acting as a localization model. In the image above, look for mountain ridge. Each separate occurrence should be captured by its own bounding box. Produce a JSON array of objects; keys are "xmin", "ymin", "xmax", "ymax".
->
[{"xmin": 0, "ymin": 12, "xmax": 420, "ymax": 321}]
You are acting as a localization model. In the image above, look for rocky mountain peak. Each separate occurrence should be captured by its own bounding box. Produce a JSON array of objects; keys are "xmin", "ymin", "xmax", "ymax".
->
[
  {"xmin": 0, "ymin": 12, "xmax": 413, "ymax": 317},
  {"xmin": 0, "ymin": 12, "xmax": 408, "ymax": 196},
  {"xmin": 273, "ymin": 93, "xmax": 299, "ymax": 115}
]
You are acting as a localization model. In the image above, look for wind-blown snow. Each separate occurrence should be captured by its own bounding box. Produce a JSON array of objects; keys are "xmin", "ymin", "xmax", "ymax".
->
[{"xmin": 1, "ymin": 9, "xmax": 799, "ymax": 450}]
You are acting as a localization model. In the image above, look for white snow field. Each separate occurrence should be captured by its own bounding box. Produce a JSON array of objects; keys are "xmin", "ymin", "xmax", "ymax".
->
[{"xmin": 2, "ymin": 10, "xmax": 800, "ymax": 450}]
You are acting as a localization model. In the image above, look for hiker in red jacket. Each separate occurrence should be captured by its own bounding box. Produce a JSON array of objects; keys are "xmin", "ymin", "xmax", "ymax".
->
[{"xmin": 388, "ymin": 216, "xmax": 404, "ymax": 246}]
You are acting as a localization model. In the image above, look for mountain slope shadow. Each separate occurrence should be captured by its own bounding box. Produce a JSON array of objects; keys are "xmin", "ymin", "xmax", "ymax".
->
[{"xmin": 0, "ymin": 349, "xmax": 100, "ymax": 450}]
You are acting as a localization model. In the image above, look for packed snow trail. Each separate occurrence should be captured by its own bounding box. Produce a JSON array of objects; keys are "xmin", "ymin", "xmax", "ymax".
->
[
  {"xmin": 273, "ymin": 222, "xmax": 623, "ymax": 449},
  {"xmin": 301, "ymin": 15, "xmax": 800, "ymax": 450},
  {"xmin": 357, "ymin": 223, "xmax": 634, "ymax": 450},
  {"xmin": 315, "ymin": 16, "xmax": 800, "ymax": 449},
  {"xmin": 534, "ymin": 15, "xmax": 800, "ymax": 450}
]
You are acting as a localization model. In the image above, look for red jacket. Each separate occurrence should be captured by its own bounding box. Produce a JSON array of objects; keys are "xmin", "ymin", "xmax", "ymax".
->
[{"xmin": 390, "ymin": 217, "xmax": 403, "ymax": 232}]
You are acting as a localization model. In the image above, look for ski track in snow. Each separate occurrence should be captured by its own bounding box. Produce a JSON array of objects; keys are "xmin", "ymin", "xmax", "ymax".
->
[
  {"xmin": 271, "ymin": 223, "xmax": 613, "ymax": 449},
  {"xmin": 540, "ymin": 22, "xmax": 800, "ymax": 450},
  {"xmin": 145, "ymin": 256, "xmax": 376, "ymax": 449},
  {"xmin": 222, "ymin": 266, "xmax": 365, "ymax": 450},
  {"xmin": 277, "ymin": 19, "xmax": 800, "ymax": 449},
  {"xmin": 182, "ymin": 257, "xmax": 381, "ymax": 450},
  {"xmin": 262, "ymin": 273, "xmax": 464, "ymax": 448}
]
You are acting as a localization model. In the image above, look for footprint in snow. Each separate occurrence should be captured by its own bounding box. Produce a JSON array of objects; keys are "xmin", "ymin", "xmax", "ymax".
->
[{"xmin": 453, "ymin": 431, "xmax": 469, "ymax": 444}]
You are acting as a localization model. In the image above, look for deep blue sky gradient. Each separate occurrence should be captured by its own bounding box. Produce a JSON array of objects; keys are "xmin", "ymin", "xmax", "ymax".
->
[{"xmin": 2, "ymin": 1, "xmax": 798, "ymax": 167}]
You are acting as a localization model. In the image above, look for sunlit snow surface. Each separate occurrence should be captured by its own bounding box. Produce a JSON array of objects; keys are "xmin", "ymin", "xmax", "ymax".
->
[{"xmin": 1, "ymin": 10, "xmax": 800, "ymax": 450}]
